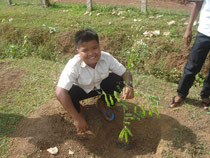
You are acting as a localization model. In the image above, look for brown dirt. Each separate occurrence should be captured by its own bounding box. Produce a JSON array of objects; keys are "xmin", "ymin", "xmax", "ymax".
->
[
  {"xmin": 1, "ymin": 59, "xmax": 208, "ymax": 158},
  {"xmin": 0, "ymin": 25, "xmax": 50, "ymax": 45},
  {"xmin": 166, "ymin": 47, "xmax": 210, "ymax": 75},
  {"xmin": 52, "ymin": 0, "xmax": 193, "ymax": 11},
  {"xmin": 7, "ymin": 96, "xmax": 210, "ymax": 158},
  {"xmin": 0, "ymin": 62, "xmax": 23, "ymax": 98},
  {"xmin": 57, "ymin": 31, "xmax": 76, "ymax": 56}
]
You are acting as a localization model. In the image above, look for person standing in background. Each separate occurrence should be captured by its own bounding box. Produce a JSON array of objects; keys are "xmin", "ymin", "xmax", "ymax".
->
[{"xmin": 169, "ymin": 0, "xmax": 210, "ymax": 111}]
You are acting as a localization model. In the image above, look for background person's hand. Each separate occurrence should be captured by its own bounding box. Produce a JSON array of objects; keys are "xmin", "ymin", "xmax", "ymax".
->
[
  {"xmin": 184, "ymin": 28, "xmax": 192, "ymax": 46},
  {"xmin": 122, "ymin": 86, "xmax": 134, "ymax": 99},
  {"xmin": 74, "ymin": 116, "xmax": 88, "ymax": 133}
]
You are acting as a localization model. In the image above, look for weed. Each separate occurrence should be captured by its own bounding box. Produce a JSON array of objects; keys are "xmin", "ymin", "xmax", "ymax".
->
[
  {"xmin": 195, "ymin": 73, "xmax": 204, "ymax": 88},
  {"xmin": 7, "ymin": 35, "xmax": 30, "ymax": 59},
  {"xmin": 127, "ymin": 39, "xmax": 151, "ymax": 71}
]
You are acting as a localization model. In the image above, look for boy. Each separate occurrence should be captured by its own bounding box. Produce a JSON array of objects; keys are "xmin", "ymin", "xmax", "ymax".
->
[
  {"xmin": 56, "ymin": 29, "xmax": 134, "ymax": 133},
  {"xmin": 169, "ymin": 0, "xmax": 210, "ymax": 110}
]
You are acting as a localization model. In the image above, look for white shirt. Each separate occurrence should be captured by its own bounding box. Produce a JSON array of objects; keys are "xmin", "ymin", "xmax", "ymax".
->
[
  {"xmin": 57, "ymin": 51, "xmax": 126, "ymax": 93},
  {"xmin": 198, "ymin": 0, "xmax": 210, "ymax": 37}
]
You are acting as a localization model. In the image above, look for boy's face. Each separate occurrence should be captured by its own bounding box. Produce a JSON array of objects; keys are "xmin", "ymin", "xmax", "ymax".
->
[{"xmin": 77, "ymin": 40, "xmax": 101, "ymax": 68}]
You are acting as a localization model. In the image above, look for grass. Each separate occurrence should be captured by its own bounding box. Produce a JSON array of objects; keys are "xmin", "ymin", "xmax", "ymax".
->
[
  {"xmin": 0, "ymin": 57, "xmax": 64, "ymax": 156},
  {"xmin": 1, "ymin": 1, "xmax": 206, "ymax": 83},
  {"xmin": 0, "ymin": 2, "xmax": 192, "ymax": 59}
]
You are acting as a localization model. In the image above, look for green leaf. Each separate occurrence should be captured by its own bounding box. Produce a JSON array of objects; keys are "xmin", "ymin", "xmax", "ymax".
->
[
  {"xmin": 148, "ymin": 106, "xmax": 153, "ymax": 117},
  {"xmin": 114, "ymin": 91, "xmax": 120, "ymax": 102},
  {"xmin": 134, "ymin": 105, "xmax": 137, "ymax": 113},
  {"xmin": 117, "ymin": 103, "xmax": 123, "ymax": 107},
  {"xmin": 124, "ymin": 130, "xmax": 128, "ymax": 143},
  {"xmin": 134, "ymin": 91, "xmax": 138, "ymax": 97},
  {"xmin": 125, "ymin": 113, "xmax": 133, "ymax": 116},
  {"xmin": 119, "ymin": 128, "xmax": 125, "ymax": 140},
  {"xmin": 123, "ymin": 104, "xmax": 128, "ymax": 110},
  {"xmin": 125, "ymin": 116, "xmax": 135, "ymax": 120},
  {"xmin": 103, "ymin": 91, "xmax": 110, "ymax": 107},
  {"xmin": 141, "ymin": 105, "xmax": 146, "ymax": 117},
  {"xmin": 148, "ymin": 95, "xmax": 160, "ymax": 105},
  {"xmin": 153, "ymin": 106, "xmax": 160, "ymax": 118},
  {"xmin": 129, "ymin": 117, "xmax": 135, "ymax": 120},
  {"xmin": 138, "ymin": 111, "xmax": 144, "ymax": 119},
  {"xmin": 124, "ymin": 117, "xmax": 130, "ymax": 120},
  {"xmin": 125, "ymin": 126, "xmax": 133, "ymax": 137},
  {"xmin": 125, "ymin": 122, "xmax": 131, "ymax": 125},
  {"xmin": 109, "ymin": 95, "xmax": 114, "ymax": 106}
]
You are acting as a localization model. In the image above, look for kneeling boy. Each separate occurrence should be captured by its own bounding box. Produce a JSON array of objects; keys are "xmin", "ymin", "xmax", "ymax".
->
[{"xmin": 56, "ymin": 29, "xmax": 134, "ymax": 133}]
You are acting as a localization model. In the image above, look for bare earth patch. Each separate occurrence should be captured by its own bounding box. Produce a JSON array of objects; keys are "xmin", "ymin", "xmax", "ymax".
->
[
  {"xmin": 0, "ymin": 62, "xmax": 23, "ymax": 98},
  {"xmin": 8, "ymin": 97, "xmax": 210, "ymax": 157},
  {"xmin": 52, "ymin": 0, "xmax": 193, "ymax": 11}
]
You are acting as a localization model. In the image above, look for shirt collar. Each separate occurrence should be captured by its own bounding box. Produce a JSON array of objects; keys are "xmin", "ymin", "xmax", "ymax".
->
[{"xmin": 80, "ymin": 61, "xmax": 87, "ymax": 67}]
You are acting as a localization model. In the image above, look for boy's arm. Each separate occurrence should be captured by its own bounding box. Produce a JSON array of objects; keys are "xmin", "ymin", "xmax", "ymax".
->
[
  {"xmin": 121, "ymin": 71, "xmax": 134, "ymax": 99},
  {"xmin": 56, "ymin": 87, "xmax": 88, "ymax": 133},
  {"xmin": 184, "ymin": 1, "xmax": 203, "ymax": 46}
]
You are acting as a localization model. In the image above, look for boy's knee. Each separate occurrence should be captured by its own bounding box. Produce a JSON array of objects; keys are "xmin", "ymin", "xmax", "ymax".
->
[{"xmin": 184, "ymin": 62, "xmax": 202, "ymax": 75}]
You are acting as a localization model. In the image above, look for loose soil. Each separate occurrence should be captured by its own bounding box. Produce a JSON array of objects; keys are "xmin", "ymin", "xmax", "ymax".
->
[{"xmin": 7, "ymin": 97, "xmax": 210, "ymax": 158}]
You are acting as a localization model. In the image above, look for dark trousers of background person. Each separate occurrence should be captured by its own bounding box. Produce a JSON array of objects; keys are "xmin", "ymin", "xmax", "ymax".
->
[
  {"xmin": 177, "ymin": 32, "xmax": 210, "ymax": 99},
  {"xmin": 68, "ymin": 73, "xmax": 124, "ymax": 113}
]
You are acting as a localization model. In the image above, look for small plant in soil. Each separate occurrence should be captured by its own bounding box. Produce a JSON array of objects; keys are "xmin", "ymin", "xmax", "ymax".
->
[
  {"xmin": 107, "ymin": 41, "xmax": 160, "ymax": 149},
  {"xmin": 103, "ymin": 89, "xmax": 160, "ymax": 150}
]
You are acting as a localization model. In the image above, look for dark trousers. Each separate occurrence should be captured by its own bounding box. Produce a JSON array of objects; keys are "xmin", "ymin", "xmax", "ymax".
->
[
  {"xmin": 68, "ymin": 73, "xmax": 124, "ymax": 113},
  {"xmin": 177, "ymin": 32, "xmax": 210, "ymax": 99}
]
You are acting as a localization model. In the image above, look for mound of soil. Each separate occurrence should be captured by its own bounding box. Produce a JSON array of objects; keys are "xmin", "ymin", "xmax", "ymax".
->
[{"xmin": 8, "ymin": 98, "xmax": 203, "ymax": 158}]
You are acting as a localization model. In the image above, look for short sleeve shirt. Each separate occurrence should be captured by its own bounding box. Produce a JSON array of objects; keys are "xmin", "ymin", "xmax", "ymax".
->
[
  {"xmin": 57, "ymin": 51, "xmax": 126, "ymax": 93},
  {"xmin": 198, "ymin": 0, "xmax": 210, "ymax": 37}
]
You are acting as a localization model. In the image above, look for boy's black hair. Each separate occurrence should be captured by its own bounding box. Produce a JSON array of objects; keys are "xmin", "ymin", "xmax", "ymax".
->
[{"xmin": 74, "ymin": 29, "xmax": 99, "ymax": 48}]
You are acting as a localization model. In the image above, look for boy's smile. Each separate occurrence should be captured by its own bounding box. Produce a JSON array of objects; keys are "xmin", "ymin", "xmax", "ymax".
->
[{"xmin": 77, "ymin": 40, "xmax": 101, "ymax": 68}]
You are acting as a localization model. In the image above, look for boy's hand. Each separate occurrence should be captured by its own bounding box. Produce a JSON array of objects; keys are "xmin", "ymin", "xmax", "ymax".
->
[
  {"xmin": 184, "ymin": 28, "xmax": 192, "ymax": 46},
  {"xmin": 74, "ymin": 115, "xmax": 88, "ymax": 133},
  {"xmin": 122, "ymin": 86, "xmax": 134, "ymax": 99}
]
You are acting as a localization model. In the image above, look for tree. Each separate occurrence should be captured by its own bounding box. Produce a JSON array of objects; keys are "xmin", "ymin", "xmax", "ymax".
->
[
  {"xmin": 7, "ymin": 0, "xmax": 12, "ymax": 5},
  {"xmin": 42, "ymin": 0, "xmax": 51, "ymax": 8},
  {"xmin": 141, "ymin": 0, "xmax": 147, "ymax": 13},
  {"xmin": 86, "ymin": 0, "xmax": 92, "ymax": 12}
]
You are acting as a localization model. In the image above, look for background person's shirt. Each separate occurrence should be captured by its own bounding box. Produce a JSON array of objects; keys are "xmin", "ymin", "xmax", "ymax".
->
[
  {"xmin": 57, "ymin": 51, "xmax": 126, "ymax": 93},
  {"xmin": 198, "ymin": 0, "xmax": 210, "ymax": 37}
]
